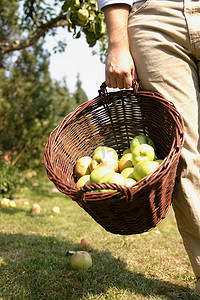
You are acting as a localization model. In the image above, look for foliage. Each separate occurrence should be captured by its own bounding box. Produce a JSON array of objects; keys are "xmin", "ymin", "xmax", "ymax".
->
[
  {"xmin": 0, "ymin": 0, "xmax": 108, "ymax": 62},
  {"xmin": 0, "ymin": 151, "xmax": 20, "ymax": 197},
  {"xmin": 0, "ymin": 43, "xmax": 88, "ymax": 170}
]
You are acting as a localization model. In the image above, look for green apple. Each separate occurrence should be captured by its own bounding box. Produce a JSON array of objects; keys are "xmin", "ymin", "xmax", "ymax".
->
[
  {"xmin": 121, "ymin": 167, "xmax": 135, "ymax": 179},
  {"xmin": 90, "ymin": 146, "xmax": 118, "ymax": 172},
  {"xmin": 133, "ymin": 161, "xmax": 160, "ymax": 181},
  {"xmin": 131, "ymin": 144, "xmax": 155, "ymax": 166},
  {"xmin": 75, "ymin": 156, "xmax": 92, "ymax": 179},
  {"xmin": 130, "ymin": 134, "xmax": 155, "ymax": 152},
  {"xmin": 122, "ymin": 148, "xmax": 131, "ymax": 155},
  {"xmin": 76, "ymin": 175, "xmax": 91, "ymax": 189},
  {"xmin": 56, "ymin": 231, "xmax": 68, "ymax": 242},
  {"xmin": 118, "ymin": 153, "xmax": 133, "ymax": 172},
  {"xmin": 70, "ymin": 251, "xmax": 92, "ymax": 270},
  {"xmin": 90, "ymin": 166, "xmax": 115, "ymax": 183},
  {"xmin": 125, "ymin": 178, "xmax": 137, "ymax": 187},
  {"xmin": 98, "ymin": 172, "xmax": 126, "ymax": 192}
]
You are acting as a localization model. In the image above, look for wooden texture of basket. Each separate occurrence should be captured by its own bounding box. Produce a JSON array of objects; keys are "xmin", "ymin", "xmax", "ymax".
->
[{"xmin": 44, "ymin": 83, "xmax": 184, "ymax": 235}]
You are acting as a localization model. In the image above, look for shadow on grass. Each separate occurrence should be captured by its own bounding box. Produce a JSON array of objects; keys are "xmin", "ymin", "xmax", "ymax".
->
[{"xmin": 0, "ymin": 233, "xmax": 198, "ymax": 300}]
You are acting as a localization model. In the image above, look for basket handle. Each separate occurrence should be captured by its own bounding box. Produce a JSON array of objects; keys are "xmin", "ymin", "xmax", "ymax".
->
[{"xmin": 98, "ymin": 80, "xmax": 140, "ymax": 96}]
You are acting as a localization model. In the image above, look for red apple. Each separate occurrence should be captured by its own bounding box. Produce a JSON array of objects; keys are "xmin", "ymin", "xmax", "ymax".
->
[
  {"xmin": 75, "ymin": 156, "xmax": 92, "ymax": 179},
  {"xmin": 31, "ymin": 203, "xmax": 41, "ymax": 214},
  {"xmin": 70, "ymin": 251, "xmax": 92, "ymax": 269},
  {"xmin": 81, "ymin": 237, "xmax": 91, "ymax": 248}
]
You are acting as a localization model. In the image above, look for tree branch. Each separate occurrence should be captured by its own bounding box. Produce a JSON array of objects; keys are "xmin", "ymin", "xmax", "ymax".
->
[{"xmin": 0, "ymin": 13, "xmax": 69, "ymax": 56}]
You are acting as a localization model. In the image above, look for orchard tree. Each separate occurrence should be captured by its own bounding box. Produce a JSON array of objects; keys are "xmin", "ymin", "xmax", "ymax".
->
[{"xmin": 0, "ymin": 0, "xmax": 107, "ymax": 65}]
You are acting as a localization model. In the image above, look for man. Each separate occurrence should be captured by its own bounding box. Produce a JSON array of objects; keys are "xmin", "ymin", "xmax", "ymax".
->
[{"xmin": 97, "ymin": 0, "xmax": 200, "ymax": 295}]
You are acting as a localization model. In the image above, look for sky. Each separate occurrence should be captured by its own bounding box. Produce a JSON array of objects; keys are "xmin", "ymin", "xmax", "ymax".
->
[{"xmin": 44, "ymin": 28, "xmax": 106, "ymax": 100}]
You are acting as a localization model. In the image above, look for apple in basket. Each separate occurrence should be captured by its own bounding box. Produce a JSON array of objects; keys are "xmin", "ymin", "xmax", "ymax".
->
[
  {"xmin": 98, "ymin": 172, "xmax": 126, "ymax": 192},
  {"xmin": 133, "ymin": 160, "xmax": 160, "ymax": 181},
  {"xmin": 70, "ymin": 251, "xmax": 92, "ymax": 270},
  {"xmin": 75, "ymin": 156, "xmax": 92, "ymax": 179},
  {"xmin": 89, "ymin": 146, "xmax": 118, "ymax": 172},
  {"xmin": 118, "ymin": 153, "xmax": 133, "ymax": 172},
  {"xmin": 76, "ymin": 175, "xmax": 91, "ymax": 189},
  {"xmin": 131, "ymin": 144, "xmax": 155, "ymax": 166},
  {"xmin": 125, "ymin": 178, "xmax": 137, "ymax": 187},
  {"xmin": 90, "ymin": 166, "xmax": 115, "ymax": 184},
  {"xmin": 121, "ymin": 167, "xmax": 135, "ymax": 179},
  {"xmin": 130, "ymin": 134, "xmax": 155, "ymax": 152}
]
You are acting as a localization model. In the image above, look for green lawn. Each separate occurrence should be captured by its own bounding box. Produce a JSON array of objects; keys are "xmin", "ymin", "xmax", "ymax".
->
[{"xmin": 0, "ymin": 171, "xmax": 198, "ymax": 299}]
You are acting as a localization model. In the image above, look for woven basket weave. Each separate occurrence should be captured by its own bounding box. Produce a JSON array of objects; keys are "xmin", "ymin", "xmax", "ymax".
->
[{"xmin": 44, "ymin": 83, "xmax": 184, "ymax": 235}]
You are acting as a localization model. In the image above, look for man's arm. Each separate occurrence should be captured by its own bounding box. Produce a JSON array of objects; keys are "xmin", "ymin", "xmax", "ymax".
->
[{"xmin": 103, "ymin": 4, "xmax": 137, "ymax": 89}]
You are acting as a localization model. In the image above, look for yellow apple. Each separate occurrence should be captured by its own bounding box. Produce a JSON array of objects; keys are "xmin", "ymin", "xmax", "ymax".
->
[
  {"xmin": 92, "ymin": 146, "xmax": 118, "ymax": 161},
  {"xmin": 75, "ymin": 156, "xmax": 92, "ymax": 179},
  {"xmin": 118, "ymin": 153, "xmax": 133, "ymax": 172},
  {"xmin": 90, "ymin": 166, "xmax": 115, "ymax": 183},
  {"xmin": 121, "ymin": 167, "xmax": 135, "ymax": 179},
  {"xmin": 31, "ymin": 203, "xmax": 41, "ymax": 214},
  {"xmin": 90, "ymin": 146, "xmax": 118, "ymax": 172},
  {"xmin": 76, "ymin": 175, "xmax": 90, "ymax": 189},
  {"xmin": 125, "ymin": 178, "xmax": 137, "ymax": 187},
  {"xmin": 52, "ymin": 206, "xmax": 60, "ymax": 214},
  {"xmin": 1, "ymin": 198, "xmax": 10, "ymax": 208},
  {"xmin": 9, "ymin": 200, "xmax": 16, "ymax": 208}
]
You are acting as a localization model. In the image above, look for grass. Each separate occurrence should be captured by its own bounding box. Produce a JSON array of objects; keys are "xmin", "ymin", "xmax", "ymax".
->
[{"xmin": 0, "ymin": 171, "xmax": 199, "ymax": 300}]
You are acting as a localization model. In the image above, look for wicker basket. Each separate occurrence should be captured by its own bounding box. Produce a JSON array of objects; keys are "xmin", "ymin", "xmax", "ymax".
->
[{"xmin": 44, "ymin": 82, "xmax": 184, "ymax": 235}]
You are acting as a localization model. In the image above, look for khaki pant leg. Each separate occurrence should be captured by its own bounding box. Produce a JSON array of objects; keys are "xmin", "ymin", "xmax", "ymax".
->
[{"xmin": 128, "ymin": 0, "xmax": 200, "ymax": 278}]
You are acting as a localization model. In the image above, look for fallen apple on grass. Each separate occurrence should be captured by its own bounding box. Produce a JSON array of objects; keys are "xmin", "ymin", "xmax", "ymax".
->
[
  {"xmin": 52, "ymin": 206, "xmax": 60, "ymax": 214},
  {"xmin": 9, "ymin": 200, "xmax": 16, "ymax": 208},
  {"xmin": 81, "ymin": 237, "xmax": 91, "ymax": 248},
  {"xmin": 0, "ymin": 198, "xmax": 10, "ymax": 208},
  {"xmin": 56, "ymin": 231, "xmax": 68, "ymax": 242},
  {"xmin": 70, "ymin": 251, "xmax": 92, "ymax": 270},
  {"xmin": 31, "ymin": 204, "xmax": 41, "ymax": 214}
]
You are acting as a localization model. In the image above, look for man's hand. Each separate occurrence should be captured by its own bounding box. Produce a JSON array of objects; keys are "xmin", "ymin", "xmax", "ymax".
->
[
  {"xmin": 106, "ymin": 44, "xmax": 137, "ymax": 89},
  {"xmin": 103, "ymin": 4, "xmax": 137, "ymax": 89}
]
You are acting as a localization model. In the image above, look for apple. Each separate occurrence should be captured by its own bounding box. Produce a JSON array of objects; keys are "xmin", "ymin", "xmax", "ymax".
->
[
  {"xmin": 131, "ymin": 144, "xmax": 155, "ymax": 166},
  {"xmin": 118, "ymin": 153, "xmax": 133, "ymax": 172},
  {"xmin": 133, "ymin": 161, "xmax": 160, "ymax": 181},
  {"xmin": 76, "ymin": 175, "xmax": 91, "ymax": 189},
  {"xmin": 56, "ymin": 231, "xmax": 68, "ymax": 242},
  {"xmin": 9, "ymin": 200, "xmax": 16, "ymax": 208},
  {"xmin": 90, "ymin": 146, "xmax": 118, "ymax": 172},
  {"xmin": 90, "ymin": 166, "xmax": 115, "ymax": 183},
  {"xmin": 92, "ymin": 146, "xmax": 118, "ymax": 161},
  {"xmin": 75, "ymin": 156, "xmax": 92, "ymax": 179},
  {"xmin": 125, "ymin": 178, "xmax": 137, "ymax": 187},
  {"xmin": 81, "ymin": 237, "xmax": 91, "ymax": 248},
  {"xmin": 98, "ymin": 172, "xmax": 126, "ymax": 192},
  {"xmin": 1, "ymin": 198, "xmax": 10, "ymax": 208},
  {"xmin": 31, "ymin": 203, "xmax": 41, "ymax": 214},
  {"xmin": 130, "ymin": 134, "xmax": 155, "ymax": 152},
  {"xmin": 122, "ymin": 148, "xmax": 131, "ymax": 155},
  {"xmin": 77, "ymin": 9, "xmax": 89, "ymax": 22},
  {"xmin": 52, "ymin": 206, "xmax": 60, "ymax": 214},
  {"xmin": 121, "ymin": 167, "xmax": 135, "ymax": 179},
  {"xmin": 70, "ymin": 251, "xmax": 92, "ymax": 269}
]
